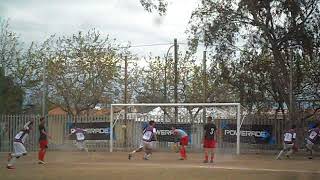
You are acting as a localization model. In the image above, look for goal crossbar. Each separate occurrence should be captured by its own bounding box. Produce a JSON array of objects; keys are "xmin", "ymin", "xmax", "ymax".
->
[
  {"xmin": 111, "ymin": 103, "xmax": 240, "ymax": 107},
  {"xmin": 110, "ymin": 103, "xmax": 241, "ymax": 154}
]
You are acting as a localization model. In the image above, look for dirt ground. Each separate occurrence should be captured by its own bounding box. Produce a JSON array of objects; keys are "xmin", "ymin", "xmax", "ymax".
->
[{"xmin": 1, "ymin": 151, "xmax": 320, "ymax": 180}]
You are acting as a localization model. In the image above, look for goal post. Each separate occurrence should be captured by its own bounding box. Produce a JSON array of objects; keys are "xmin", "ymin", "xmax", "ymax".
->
[{"xmin": 109, "ymin": 103, "xmax": 242, "ymax": 154}]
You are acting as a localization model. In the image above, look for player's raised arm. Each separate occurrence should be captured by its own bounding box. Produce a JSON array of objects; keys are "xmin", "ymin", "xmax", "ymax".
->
[{"xmin": 65, "ymin": 127, "xmax": 75, "ymax": 138}]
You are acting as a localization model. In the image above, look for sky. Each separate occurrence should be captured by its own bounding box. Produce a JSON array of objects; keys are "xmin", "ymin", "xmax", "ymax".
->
[{"xmin": 0, "ymin": 0, "xmax": 202, "ymax": 58}]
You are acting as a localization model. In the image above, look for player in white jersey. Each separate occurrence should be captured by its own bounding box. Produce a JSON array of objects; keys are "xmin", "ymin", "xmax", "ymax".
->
[
  {"xmin": 276, "ymin": 125, "xmax": 297, "ymax": 160},
  {"xmin": 305, "ymin": 123, "xmax": 320, "ymax": 159},
  {"xmin": 66, "ymin": 127, "xmax": 88, "ymax": 152},
  {"xmin": 128, "ymin": 121, "xmax": 157, "ymax": 160},
  {"xmin": 7, "ymin": 120, "xmax": 34, "ymax": 169},
  {"xmin": 128, "ymin": 123, "xmax": 148, "ymax": 159}
]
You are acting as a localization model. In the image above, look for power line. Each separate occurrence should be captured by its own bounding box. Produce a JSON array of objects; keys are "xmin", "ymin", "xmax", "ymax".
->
[
  {"xmin": 120, "ymin": 41, "xmax": 246, "ymax": 51},
  {"xmin": 120, "ymin": 43, "xmax": 172, "ymax": 48},
  {"xmin": 120, "ymin": 42, "xmax": 194, "ymax": 48}
]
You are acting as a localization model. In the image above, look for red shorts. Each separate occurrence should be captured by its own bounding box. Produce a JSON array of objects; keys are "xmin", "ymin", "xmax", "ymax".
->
[
  {"xmin": 39, "ymin": 140, "xmax": 48, "ymax": 149},
  {"xmin": 204, "ymin": 139, "xmax": 216, "ymax": 148},
  {"xmin": 180, "ymin": 136, "xmax": 189, "ymax": 146}
]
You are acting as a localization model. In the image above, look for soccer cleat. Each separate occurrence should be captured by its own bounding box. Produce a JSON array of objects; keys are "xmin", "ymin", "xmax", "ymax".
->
[
  {"xmin": 179, "ymin": 158, "xmax": 185, "ymax": 160},
  {"xmin": 308, "ymin": 157, "xmax": 313, "ymax": 160},
  {"xmin": 38, "ymin": 160, "xmax": 46, "ymax": 165},
  {"xmin": 203, "ymin": 160, "xmax": 208, "ymax": 163},
  {"xmin": 128, "ymin": 153, "xmax": 132, "ymax": 160},
  {"xmin": 286, "ymin": 155, "xmax": 290, "ymax": 159},
  {"xmin": 143, "ymin": 157, "xmax": 149, "ymax": 160},
  {"xmin": 7, "ymin": 166, "xmax": 15, "ymax": 170},
  {"xmin": 210, "ymin": 160, "xmax": 214, "ymax": 163}
]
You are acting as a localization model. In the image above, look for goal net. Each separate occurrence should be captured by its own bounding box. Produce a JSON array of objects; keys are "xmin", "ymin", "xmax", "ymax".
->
[{"xmin": 109, "ymin": 103, "xmax": 242, "ymax": 154}]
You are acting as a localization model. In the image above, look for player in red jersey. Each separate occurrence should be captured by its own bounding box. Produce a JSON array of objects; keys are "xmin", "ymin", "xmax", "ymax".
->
[
  {"xmin": 172, "ymin": 127, "xmax": 189, "ymax": 160},
  {"xmin": 38, "ymin": 117, "xmax": 52, "ymax": 164},
  {"xmin": 203, "ymin": 116, "xmax": 217, "ymax": 163}
]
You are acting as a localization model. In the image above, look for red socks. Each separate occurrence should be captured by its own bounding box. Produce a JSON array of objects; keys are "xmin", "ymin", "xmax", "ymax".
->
[
  {"xmin": 38, "ymin": 149, "xmax": 46, "ymax": 161},
  {"xmin": 204, "ymin": 152, "xmax": 214, "ymax": 161},
  {"xmin": 180, "ymin": 146, "xmax": 187, "ymax": 159}
]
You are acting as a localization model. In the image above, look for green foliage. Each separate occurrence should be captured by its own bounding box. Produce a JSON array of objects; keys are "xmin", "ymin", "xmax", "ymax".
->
[
  {"xmin": 0, "ymin": 67, "xmax": 24, "ymax": 114},
  {"xmin": 43, "ymin": 30, "xmax": 120, "ymax": 115},
  {"xmin": 140, "ymin": 0, "xmax": 168, "ymax": 15},
  {"xmin": 188, "ymin": 0, "xmax": 320, "ymax": 114}
]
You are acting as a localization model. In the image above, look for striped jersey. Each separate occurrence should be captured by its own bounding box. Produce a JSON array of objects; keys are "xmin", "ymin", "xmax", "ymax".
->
[
  {"xmin": 14, "ymin": 130, "xmax": 30, "ymax": 144},
  {"xmin": 142, "ymin": 126, "xmax": 156, "ymax": 142},
  {"xmin": 307, "ymin": 128, "xmax": 320, "ymax": 143},
  {"xmin": 74, "ymin": 128, "xmax": 86, "ymax": 141},
  {"xmin": 283, "ymin": 129, "xmax": 296, "ymax": 143}
]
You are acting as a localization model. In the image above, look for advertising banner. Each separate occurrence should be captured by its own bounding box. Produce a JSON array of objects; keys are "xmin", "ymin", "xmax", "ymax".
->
[{"xmin": 68, "ymin": 122, "xmax": 111, "ymax": 140}]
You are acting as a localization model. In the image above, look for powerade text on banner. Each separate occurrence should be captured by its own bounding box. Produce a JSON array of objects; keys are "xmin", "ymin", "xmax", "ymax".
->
[
  {"xmin": 68, "ymin": 122, "xmax": 111, "ymax": 140},
  {"xmin": 155, "ymin": 123, "xmax": 191, "ymax": 142},
  {"xmin": 221, "ymin": 123, "xmax": 273, "ymax": 144}
]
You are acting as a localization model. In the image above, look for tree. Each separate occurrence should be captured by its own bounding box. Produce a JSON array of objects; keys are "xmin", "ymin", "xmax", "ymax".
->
[
  {"xmin": 139, "ymin": 0, "xmax": 168, "ymax": 15},
  {"xmin": 187, "ymin": 0, "xmax": 320, "ymax": 124},
  {"xmin": 0, "ymin": 67, "xmax": 24, "ymax": 114},
  {"xmin": 133, "ymin": 52, "xmax": 234, "ymax": 121},
  {"xmin": 0, "ymin": 20, "xmax": 21, "ymax": 77},
  {"xmin": 0, "ymin": 19, "xmax": 44, "ymax": 104},
  {"xmin": 44, "ymin": 30, "xmax": 120, "ymax": 115},
  {"xmin": 13, "ymin": 42, "xmax": 43, "ymax": 89}
]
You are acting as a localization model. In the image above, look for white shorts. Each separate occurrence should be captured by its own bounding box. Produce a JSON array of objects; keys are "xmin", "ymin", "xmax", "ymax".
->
[
  {"xmin": 283, "ymin": 143, "xmax": 294, "ymax": 150},
  {"xmin": 76, "ymin": 141, "xmax": 86, "ymax": 150},
  {"xmin": 13, "ymin": 142, "xmax": 27, "ymax": 156},
  {"xmin": 142, "ymin": 141, "xmax": 153, "ymax": 150},
  {"xmin": 306, "ymin": 139, "xmax": 314, "ymax": 150}
]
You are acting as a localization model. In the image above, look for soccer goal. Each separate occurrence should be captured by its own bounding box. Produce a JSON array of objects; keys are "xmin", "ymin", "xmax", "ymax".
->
[{"xmin": 109, "ymin": 103, "xmax": 242, "ymax": 154}]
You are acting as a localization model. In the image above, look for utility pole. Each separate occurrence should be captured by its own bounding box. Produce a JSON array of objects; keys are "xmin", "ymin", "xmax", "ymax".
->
[
  {"xmin": 124, "ymin": 56, "xmax": 128, "ymax": 147},
  {"xmin": 42, "ymin": 57, "xmax": 47, "ymax": 118},
  {"xmin": 164, "ymin": 56, "xmax": 167, "ymax": 122},
  {"xmin": 174, "ymin": 38, "xmax": 178, "ymax": 123},
  {"xmin": 289, "ymin": 49, "xmax": 293, "ymax": 126},
  {"xmin": 164, "ymin": 45, "xmax": 174, "ymax": 122},
  {"xmin": 202, "ymin": 51, "xmax": 207, "ymax": 122}
]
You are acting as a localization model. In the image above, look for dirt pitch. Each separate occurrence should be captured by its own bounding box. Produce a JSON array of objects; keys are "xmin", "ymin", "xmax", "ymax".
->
[{"xmin": 1, "ymin": 151, "xmax": 320, "ymax": 180}]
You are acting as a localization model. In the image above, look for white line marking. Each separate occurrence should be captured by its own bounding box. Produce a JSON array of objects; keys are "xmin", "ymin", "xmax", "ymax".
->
[
  {"xmin": 209, "ymin": 166, "xmax": 320, "ymax": 174},
  {"xmin": 73, "ymin": 162, "xmax": 320, "ymax": 174}
]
